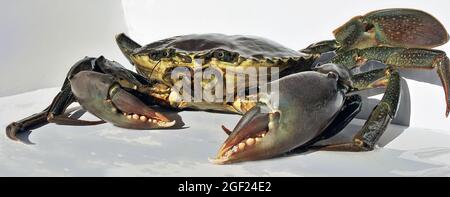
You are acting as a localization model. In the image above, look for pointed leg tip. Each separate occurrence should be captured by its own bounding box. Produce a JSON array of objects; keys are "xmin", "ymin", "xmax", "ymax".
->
[
  {"xmin": 5, "ymin": 123, "xmax": 20, "ymax": 141},
  {"xmin": 5, "ymin": 122, "xmax": 34, "ymax": 144}
]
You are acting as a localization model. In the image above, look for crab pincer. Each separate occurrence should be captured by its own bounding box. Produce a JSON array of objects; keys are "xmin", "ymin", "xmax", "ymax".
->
[
  {"xmin": 211, "ymin": 64, "xmax": 354, "ymax": 164},
  {"xmin": 70, "ymin": 63, "xmax": 175, "ymax": 129},
  {"xmin": 333, "ymin": 8, "xmax": 449, "ymax": 50},
  {"xmin": 304, "ymin": 8, "xmax": 450, "ymax": 117}
]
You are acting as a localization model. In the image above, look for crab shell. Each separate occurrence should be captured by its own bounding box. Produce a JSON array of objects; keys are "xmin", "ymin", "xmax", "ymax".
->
[{"xmin": 122, "ymin": 35, "xmax": 311, "ymax": 83}]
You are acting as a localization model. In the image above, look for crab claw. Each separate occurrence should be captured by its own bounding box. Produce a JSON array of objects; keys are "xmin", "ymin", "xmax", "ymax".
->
[
  {"xmin": 334, "ymin": 8, "xmax": 449, "ymax": 50},
  {"xmin": 211, "ymin": 64, "xmax": 351, "ymax": 164},
  {"xmin": 70, "ymin": 71, "xmax": 175, "ymax": 129}
]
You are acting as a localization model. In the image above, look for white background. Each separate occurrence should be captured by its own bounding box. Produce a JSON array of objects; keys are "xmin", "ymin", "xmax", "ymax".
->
[
  {"xmin": 0, "ymin": 0, "xmax": 450, "ymax": 176},
  {"xmin": 0, "ymin": 0, "xmax": 128, "ymax": 96}
]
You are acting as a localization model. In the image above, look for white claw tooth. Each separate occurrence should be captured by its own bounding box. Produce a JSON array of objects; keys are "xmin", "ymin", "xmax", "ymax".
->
[
  {"xmin": 238, "ymin": 142, "xmax": 246, "ymax": 150},
  {"xmin": 268, "ymin": 122, "xmax": 275, "ymax": 130},
  {"xmin": 164, "ymin": 120, "xmax": 176, "ymax": 127},
  {"xmin": 126, "ymin": 115, "xmax": 132, "ymax": 119},
  {"xmin": 132, "ymin": 114, "xmax": 139, "ymax": 120},
  {"xmin": 157, "ymin": 120, "xmax": 173, "ymax": 127},
  {"xmin": 261, "ymin": 133, "xmax": 266, "ymax": 137},
  {"xmin": 148, "ymin": 118, "xmax": 153, "ymax": 123},
  {"xmin": 123, "ymin": 113, "xmax": 127, "ymax": 116},
  {"xmin": 232, "ymin": 146, "xmax": 238, "ymax": 152},
  {"xmin": 140, "ymin": 116, "xmax": 147, "ymax": 122},
  {"xmin": 246, "ymin": 138, "xmax": 255, "ymax": 146},
  {"xmin": 152, "ymin": 119, "xmax": 157, "ymax": 123},
  {"xmin": 255, "ymin": 137, "xmax": 262, "ymax": 143}
]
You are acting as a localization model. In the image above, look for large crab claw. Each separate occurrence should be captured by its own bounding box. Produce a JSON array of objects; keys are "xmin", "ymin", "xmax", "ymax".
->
[
  {"xmin": 334, "ymin": 8, "xmax": 449, "ymax": 50},
  {"xmin": 211, "ymin": 64, "xmax": 352, "ymax": 164},
  {"xmin": 70, "ymin": 71, "xmax": 175, "ymax": 129}
]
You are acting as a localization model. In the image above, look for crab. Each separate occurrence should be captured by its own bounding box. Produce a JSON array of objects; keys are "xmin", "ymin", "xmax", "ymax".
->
[{"xmin": 6, "ymin": 8, "xmax": 450, "ymax": 164}]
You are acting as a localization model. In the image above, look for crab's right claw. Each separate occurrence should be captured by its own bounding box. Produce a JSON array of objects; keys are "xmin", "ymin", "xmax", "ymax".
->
[
  {"xmin": 211, "ymin": 64, "xmax": 351, "ymax": 164},
  {"xmin": 70, "ymin": 71, "xmax": 175, "ymax": 129},
  {"xmin": 210, "ymin": 105, "xmax": 279, "ymax": 164},
  {"xmin": 334, "ymin": 8, "xmax": 449, "ymax": 50}
]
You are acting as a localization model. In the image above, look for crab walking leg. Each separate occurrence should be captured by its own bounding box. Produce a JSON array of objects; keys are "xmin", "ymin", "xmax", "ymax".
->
[
  {"xmin": 306, "ymin": 68, "xmax": 389, "ymax": 150},
  {"xmin": 351, "ymin": 68, "xmax": 389, "ymax": 90},
  {"xmin": 6, "ymin": 57, "xmax": 108, "ymax": 142},
  {"xmin": 6, "ymin": 77, "xmax": 104, "ymax": 142},
  {"xmin": 331, "ymin": 47, "xmax": 450, "ymax": 116},
  {"xmin": 46, "ymin": 83, "xmax": 105, "ymax": 126},
  {"xmin": 300, "ymin": 40, "xmax": 341, "ymax": 55},
  {"xmin": 318, "ymin": 70, "xmax": 400, "ymax": 151},
  {"xmin": 6, "ymin": 109, "xmax": 49, "ymax": 142}
]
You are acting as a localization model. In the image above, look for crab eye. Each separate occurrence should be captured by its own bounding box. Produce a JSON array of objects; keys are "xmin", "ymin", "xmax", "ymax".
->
[
  {"xmin": 213, "ymin": 50, "xmax": 237, "ymax": 62},
  {"xmin": 215, "ymin": 51, "xmax": 225, "ymax": 58},
  {"xmin": 149, "ymin": 51, "xmax": 161, "ymax": 60}
]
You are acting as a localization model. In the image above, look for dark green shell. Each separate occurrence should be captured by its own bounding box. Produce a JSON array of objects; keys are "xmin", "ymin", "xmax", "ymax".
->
[{"xmin": 134, "ymin": 33, "xmax": 303, "ymax": 59}]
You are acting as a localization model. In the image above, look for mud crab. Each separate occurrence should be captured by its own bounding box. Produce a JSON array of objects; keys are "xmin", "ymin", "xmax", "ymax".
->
[{"xmin": 6, "ymin": 8, "xmax": 450, "ymax": 164}]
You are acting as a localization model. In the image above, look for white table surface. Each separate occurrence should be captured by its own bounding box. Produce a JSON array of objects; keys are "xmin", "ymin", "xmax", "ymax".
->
[{"xmin": 1, "ymin": 88, "xmax": 450, "ymax": 176}]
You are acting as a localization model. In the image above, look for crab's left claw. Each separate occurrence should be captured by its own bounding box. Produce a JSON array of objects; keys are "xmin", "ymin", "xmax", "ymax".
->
[
  {"xmin": 70, "ymin": 71, "xmax": 175, "ymax": 129},
  {"xmin": 334, "ymin": 8, "xmax": 449, "ymax": 50},
  {"xmin": 211, "ymin": 64, "xmax": 352, "ymax": 164}
]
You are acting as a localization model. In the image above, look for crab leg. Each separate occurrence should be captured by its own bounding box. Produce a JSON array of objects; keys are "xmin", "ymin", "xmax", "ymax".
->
[
  {"xmin": 6, "ymin": 57, "xmax": 177, "ymax": 142},
  {"xmin": 6, "ymin": 58, "xmax": 106, "ymax": 142},
  {"xmin": 318, "ymin": 69, "xmax": 401, "ymax": 151},
  {"xmin": 6, "ymin": 89, "xmax": 104, "ymax": 142},
  {"xmin": 300, "ymin": 40, "xmax": 341, "ymax": 55},
  {"xmin": 350, "ymin": 68, "xmax": 388, "ymax": 90},
  {"xmin": 331, "ymin": 47, "xmax": 450, "ymax": 116}
]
